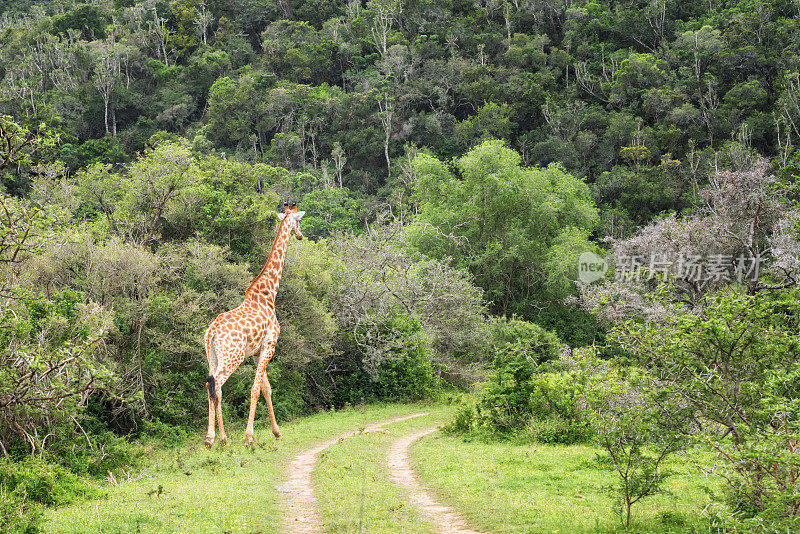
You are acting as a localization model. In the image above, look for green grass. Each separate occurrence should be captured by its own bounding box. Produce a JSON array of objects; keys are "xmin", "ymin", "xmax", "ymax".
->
[
  {"xmin": 43, "ymin": 403, "xmax": 723, "ymax": 534},
  {"xmin": 313, "ymin": 408, "xmax": 452, "ymax": 533},
  {"xmin": 43, "ymin": 403, "xmax": 435, "ymax": 534},
  {"xmin": 411, "ymin": 433, "xmax": 721, "ymax": 534}
]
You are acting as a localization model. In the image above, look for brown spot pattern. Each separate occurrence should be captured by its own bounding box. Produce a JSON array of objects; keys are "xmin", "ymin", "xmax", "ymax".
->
[{"xmin": 203, "ymin": 207, "xmax": 302, "ymax": 446}]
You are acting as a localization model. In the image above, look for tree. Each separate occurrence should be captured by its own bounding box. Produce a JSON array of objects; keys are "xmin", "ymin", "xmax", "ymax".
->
[
  {"xmin": 410, "ymin": 140, "xmax": 599, "ymax": 315},
  {"xmin": 375, "ymin": 83, "xmax": 394, "ymax": 179},
  {"xmin": 169, "ymin": 0, "xmax": 201, "ymax": 57},
  {"xmin": 583, "ymin": 356, "xmax": 685, "ymax": 528},
  {"xmin": 580, "ymin": 160, "xmax": 800, "ymax": 322},
  {"xmin": 91, "ymin": 36, "xmax": 122, "ymax": 135},
  {"xmin": 298, "ymin": 187, "xmax": 364, "ymax": 239},
  {"xmin": 368, "ymin": 0, "xmax": 399, "ymax": 58},
  {"xmin": 613, "ymin": 290, "xmax": 800, "ymax": 529},
  {"xmin": 454, "ymin": 101, "xmax": 515, "ymax": 149},
  {"xmin": 328, "ymin": 223, "xmax": 488, "ymax": 378},
  {"xmin": 0, "ymin": 116, "xmax": 57, "ymax": 172},
  {"xmin": 51, "ymin": 4, "xmax": 108, "ymax": 41},
  {"xmin": 0, "ymin": 289, "xmax": 114, "ymax": 455},
  {"xmin": 194, "ymin": 2, "xmax": 213, "ymax": 45},
  {"xmin": 76, "ymin": 142, "xmax": 195, "ymax": 247}
]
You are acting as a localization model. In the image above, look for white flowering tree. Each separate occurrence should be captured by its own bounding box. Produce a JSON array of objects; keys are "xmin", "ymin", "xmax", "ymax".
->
[{"xmin": 578, "ymin": 160, "xmax": 800, "ymax": 322}]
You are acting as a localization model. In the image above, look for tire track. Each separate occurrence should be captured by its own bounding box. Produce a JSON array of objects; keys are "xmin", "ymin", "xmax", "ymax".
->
[
  {"xmin": 282, "ymin": 412, "xmax": 430, "ymax": 534},
  {"xmin": 388, "ymin": 427, "xmax": 486, "ymax": 534}
]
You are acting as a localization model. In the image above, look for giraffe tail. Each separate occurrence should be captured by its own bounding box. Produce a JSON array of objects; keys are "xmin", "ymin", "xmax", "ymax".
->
[
  {"xmin": 207, "ymin": 375, "xmax": 217, "ymax": 403},
  {"xmin": 205, "ymin": 330, "xmax": 219, "ymax": 405}
]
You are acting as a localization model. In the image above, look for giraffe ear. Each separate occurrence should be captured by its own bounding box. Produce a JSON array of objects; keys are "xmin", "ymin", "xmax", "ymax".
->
[
  {"xmin": 291, "ymin": 211, "xmax": 305, "ymax": 220},
  {"xmin": 277, "ymin": 213, "xmax": 286, "ymax": 221}
]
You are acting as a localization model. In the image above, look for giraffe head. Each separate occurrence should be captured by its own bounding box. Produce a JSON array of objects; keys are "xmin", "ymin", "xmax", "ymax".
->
[{"xmin": 277, "ymin": 202, "xmax": 305, "ymax": 240}]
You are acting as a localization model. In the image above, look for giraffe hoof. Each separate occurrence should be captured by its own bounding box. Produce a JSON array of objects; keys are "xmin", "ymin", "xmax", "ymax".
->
[
  {"xmin": 273, "ymin": 431, "xmax": 283, "ymax": 440},
  {"xmin": 203, "ymin": 438, "xmax": 213, "ymax": 449}
]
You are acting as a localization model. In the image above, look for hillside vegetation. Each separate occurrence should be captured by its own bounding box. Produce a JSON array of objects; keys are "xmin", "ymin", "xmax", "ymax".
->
[{"xmin": 1, "ymin": 0, "xmax": 800, "ymax": 532}]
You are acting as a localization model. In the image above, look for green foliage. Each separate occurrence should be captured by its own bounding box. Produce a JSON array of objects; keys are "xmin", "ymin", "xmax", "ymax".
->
[
  {"xmin": 57, "ymin": 429, "xmax": 143, "ymax": 477},
  {"xmin": 335, "ymin": 315, "xmax": 440, "ymax": 405},
  {"xmin": 169, "ymin": 0, "xmax": 201, "ymax": 57},
  {"xmin": 2, "ymin": 3, "xmax": 800, "ymax": 530},
  {"xmin": 371, "ymin": 315, "xmax": 439, "ymax": 401},
  {"xmin": 0, "ymin": 457, "xmax": 103, "ymax": 506},
  {"xmin": 527, "ymin": 368, "xmax": 593, "ymax": 445},
  {"xmin": 592, "ymin": 165, "xmax": 689, "ymax": 225},
  {"xmin": 298, "ymin": 187, "xmax": 364, "ymax": 239},
  {"xmin": 273, "ymin": 238, "xmax": 337, "ymax": 375},
  {"xmin": 0, "ymin": 287, "xmax": 114, "ymax": 455},
  {"xmin": 177, "ymin": 156, "xmax": 279, "ymax": 259},
  {"xmin": 0, "ymin": 116, "xmax": 59, "ymax": 177},
  {"xmin": 58, "ymin": 137, "xmax": 129, "ymax": 172},
  {"xmin": 454, "ymin": 102, "xmax": 515, "ymax": 148},
  {"xmin": 410, "ymin": 139, "xmax": 599, "ymax": 325},
  {"xmin": 51, "ymin": 4, "xmax": 108, "ymax": 40},
  {"xmin": 445, "ymin": 319, "xmax": 589, "ymax": 442},
  {"xmin": 613, "ymin": 289, "xmax": 800, "ymax": 529},
  {"xmin": 0, "ymin": 456, "xmax": 98, "ymax": 534},
  {"xmin": 582, "ymin": 353, "xmax": 685, "ymax": 528}
]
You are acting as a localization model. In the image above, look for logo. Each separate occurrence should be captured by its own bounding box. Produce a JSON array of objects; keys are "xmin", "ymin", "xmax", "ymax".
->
[{"xmin": 578, "ymin": 252, "xmax": 608, "ymax": 284}]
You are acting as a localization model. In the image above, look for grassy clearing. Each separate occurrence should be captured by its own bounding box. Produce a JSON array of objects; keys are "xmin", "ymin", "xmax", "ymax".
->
[
  {"xmin": 43, "ymin": 403, "xmax": 434, "ymax": 534},
  {"xmin": 313, "ymin": 407, "xmax": 453, "ymax": 534},
  {"xmin": 412, "ymin": 433, "xmax": 721, "ymax": 534}
]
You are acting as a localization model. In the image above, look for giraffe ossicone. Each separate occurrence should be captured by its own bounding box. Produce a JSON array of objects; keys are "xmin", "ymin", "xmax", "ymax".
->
[{"xmin": 203, "ymin": 202, "xmax": 304, "ymax": 447}]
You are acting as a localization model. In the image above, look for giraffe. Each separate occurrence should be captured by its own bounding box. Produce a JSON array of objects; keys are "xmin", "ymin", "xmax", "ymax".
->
[{"xmin": 204, "ymin": 202, "xmax": 304, "ymax": 447}]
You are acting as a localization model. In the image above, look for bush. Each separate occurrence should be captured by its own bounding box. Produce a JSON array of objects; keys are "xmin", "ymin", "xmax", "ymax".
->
[
  {"xmin": 476, "ymin": 319, "xmax": 563, "ymax": 438},
  {"xmin": 142, "ymin": 420, "xmax": 189, "ymax": 448},
  {"xmin": 0, "ymin": 493, "xmax": 42, "ymax": 534},
  {"xmin": 325, "ymin": 315, "xmax": 441, "ymax": 406},
  {"xmin": 0, "ymin": 287, "xmax": 114, "ymax": 456},
  {"xmin": 0, "ymin": 457, "xmax": 105, "ymax": 534},
  {"xmin": 375, "ymin": 345, "xmax": 440, "ymax": 402},
  {"xmin": 613, "ymin": 289, "xmax": 800, "ymax": 530},
  {"xmin": 0, "ymin": 458, "xmax": 103, "ymax": 507},
  {"xmin": 47, "ymin": 427, "xmax": 143, "ymax": 478},
  {"xmin": 443, "ymin": 403, "xmax": 476, "ymax": 436},
  {"xmin": 528, "ymin": 415, "xmax": 588, "ymax": 444},
  {"xmin": 444, "ymin": 319, "xmax": 593, "ymax": 443}
]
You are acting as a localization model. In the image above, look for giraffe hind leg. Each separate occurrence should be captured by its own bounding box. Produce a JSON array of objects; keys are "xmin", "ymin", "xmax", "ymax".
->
[
  {"xmin": 261, "ymin": 372, "xmax": 282, "ymax": 439},
  {"xmin": 205, "ymin": 335, "xmax": 233, "ymax": 447},
  {"xmin": 204, "ymin": 336, "xmax": 218, "ymax": 448},
  {"xmin": 215, "ymin": 390, "xmax": 227, "ymax": 445}
]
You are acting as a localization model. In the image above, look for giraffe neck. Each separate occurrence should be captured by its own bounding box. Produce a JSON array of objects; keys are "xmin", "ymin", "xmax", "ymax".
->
[{"xmin": 245, "ymin": 216, "xmax": 291, "ymax": 307}]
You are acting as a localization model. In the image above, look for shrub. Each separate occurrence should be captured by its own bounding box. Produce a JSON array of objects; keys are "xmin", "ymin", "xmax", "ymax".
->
[
  {"xmin": 613, "ymin": 289, "xmax": 800, "ymax": 530},
  {"xmin": 582, "ymin": 360, "xmax": 684, "ymax": 528},
  {"xmin": 443, "ymin": 403, "xmax": 476, "ymax": 436},
  {"xmin": 445, "ymin": 319, "xmax": 593, "ymax": 443},
  {"xmin": 325, "ymin": 314, "xmax": 441, "ymax": 406},
  {"xmin": 0, "ymin": 288, "xmax": 114, "ymax": 455},
  {"xmin": 528, "ymin": 415, "xmax": 587, "ymax": 444},
  {"xmin": 0, "ymin": 458, "xmax": 103, "ymax": 507},
  {"xmin": 46, "ymin": 427, "xmax": 143, "ymax": 478},
  {"xmin": 0, "ymin": 492, "xmax": 42, "ymax": 534},
  {"xmin": 475, "ymin": 319, "xmax": 564, "ymax": 438},
  {"xmin": 0, "ymin": 457, "xmax": 104, "ymax": 534}
]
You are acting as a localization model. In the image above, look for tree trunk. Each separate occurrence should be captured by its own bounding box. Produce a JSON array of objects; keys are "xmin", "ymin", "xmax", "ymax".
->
[{"xmin": 103, "ymin": 97, "xmax": 109, "ymax": 134}]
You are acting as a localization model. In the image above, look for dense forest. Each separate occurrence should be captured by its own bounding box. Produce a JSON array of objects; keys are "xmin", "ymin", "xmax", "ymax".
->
[{"xmin": 1, "ymin": 0, "xmax": 800, "ymax": 531}]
